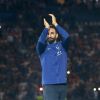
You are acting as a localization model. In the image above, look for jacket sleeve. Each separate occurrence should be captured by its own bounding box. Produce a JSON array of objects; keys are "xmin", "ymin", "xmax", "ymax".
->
[
  {"xmin": 36, "ymin": 28, "xmax": 48, "ymax": 55},
  {"xmin": 55, "ymin": 24, "xmax": 70, "ymax": 51}
]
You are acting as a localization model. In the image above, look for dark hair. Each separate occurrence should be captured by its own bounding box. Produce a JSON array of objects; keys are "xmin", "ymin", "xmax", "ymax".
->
[{"xmin": 49, "ymin": 25, "xmax": 56, "ymax": 29}]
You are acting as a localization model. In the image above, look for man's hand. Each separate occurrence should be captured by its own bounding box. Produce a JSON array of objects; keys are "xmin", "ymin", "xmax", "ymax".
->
[
  {"xmin": 49, "ymin": 14, "xmax": 57, "ymax": 26},
  {"xmin": 44, "ymin": 18, "xmax": 50, "ymax": 29}
]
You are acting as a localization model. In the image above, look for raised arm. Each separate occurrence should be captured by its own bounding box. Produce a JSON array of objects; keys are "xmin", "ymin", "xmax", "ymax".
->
[
  {"xmin": 36, "ymin": 18, "xmax": 49, "ymax": 55},
  {"xmin": 55, "ymin": 24, "xmax": 69, "ymax": 41},
  {"xmin": 49, "ymin": 14, "xmax": 70, "ymax": 50}
]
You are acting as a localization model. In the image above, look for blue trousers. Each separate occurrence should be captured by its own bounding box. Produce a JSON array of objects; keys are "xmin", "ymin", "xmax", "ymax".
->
[{"xmin": 43, "ymin": 84, "xmax": 67, "ymax": 100}]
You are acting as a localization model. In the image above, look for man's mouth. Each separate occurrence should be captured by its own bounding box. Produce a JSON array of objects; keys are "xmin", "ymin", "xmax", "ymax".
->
[{"xmin": 48, "ymin": 38, "xmax": 54, "ymax": 40}]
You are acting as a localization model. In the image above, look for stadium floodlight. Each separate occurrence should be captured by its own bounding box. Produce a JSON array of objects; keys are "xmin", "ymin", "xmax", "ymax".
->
[
  {"xmin": 98, "ymin": 87, "xmax": 100, "ymax": 91},
  {"xmin": 67, "ymin": 70, "xmax": 70, "ymax": 75},
  {"xmin": 93, "ymin": 88, "xmax": 97, "ymax": 92},
  {"xmin": 0, "ymin": 25, "xmax": 1, "ymax": 29},
  {"xmin": 39, "ymin": 87, "xmax": 43, "ymax": 92}
]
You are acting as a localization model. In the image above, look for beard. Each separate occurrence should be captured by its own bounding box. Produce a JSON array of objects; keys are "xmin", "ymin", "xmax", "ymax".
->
[{"xmin": 47, "ymin": 38, "xmax": 56, "ymax": 44}]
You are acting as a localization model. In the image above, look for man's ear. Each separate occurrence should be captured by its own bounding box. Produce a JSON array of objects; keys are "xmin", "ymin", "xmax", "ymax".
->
[{"xmin": 56, "ymin": 33, "xmax": 58, "ymax": 38}]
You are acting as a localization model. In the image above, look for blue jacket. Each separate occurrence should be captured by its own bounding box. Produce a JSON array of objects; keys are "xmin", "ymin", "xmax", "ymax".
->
[{"xmin": 36, "ymin": 25, "xmax": 69, "ymax": 85}]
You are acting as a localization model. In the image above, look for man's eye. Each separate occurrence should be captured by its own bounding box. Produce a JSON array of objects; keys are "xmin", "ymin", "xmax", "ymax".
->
[{"xmin": 51, "ymin": 32, "xmax": 54, "ymax": 34}]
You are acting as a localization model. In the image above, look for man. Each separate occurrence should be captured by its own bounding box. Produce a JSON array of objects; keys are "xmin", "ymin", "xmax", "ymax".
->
[{"xmin": 36, "ymin": 14, "xmax": 69, "ymax": 100}]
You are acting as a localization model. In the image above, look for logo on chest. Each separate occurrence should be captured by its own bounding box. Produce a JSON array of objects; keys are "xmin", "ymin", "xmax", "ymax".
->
[{"xmin": 56, "ymin": 46, "xmax": 62, "ymax": 56}]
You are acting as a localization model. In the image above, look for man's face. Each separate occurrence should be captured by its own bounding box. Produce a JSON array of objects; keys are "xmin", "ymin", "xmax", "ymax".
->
[{"xmin": 47, "ymin": 28, "xmax": 58, "ymax": 43}]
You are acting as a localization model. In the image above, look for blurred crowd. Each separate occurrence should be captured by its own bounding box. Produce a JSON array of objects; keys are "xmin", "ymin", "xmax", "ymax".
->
[{"xmin": 0, "ymin": 0, "xmax": 100, "ymax": 100}]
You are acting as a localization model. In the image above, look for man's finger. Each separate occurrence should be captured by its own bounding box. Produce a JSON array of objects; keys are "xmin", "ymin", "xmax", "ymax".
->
[
  {"xmin": 44, "ymin": 18, "xmax": 48, "ymax": 23},
  {"xmin": 48, "ymin": 14, "xmax": 54, "ymax": 17},
  {"xmin": 44, "ymin": 18, "xmax": 46, "ymax": 22}
]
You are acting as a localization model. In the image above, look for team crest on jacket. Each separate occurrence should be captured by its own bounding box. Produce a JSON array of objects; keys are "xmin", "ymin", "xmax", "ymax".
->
[{"xmin": 56, "ymin": 45, "xmax": 62, "ymax": 56}]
